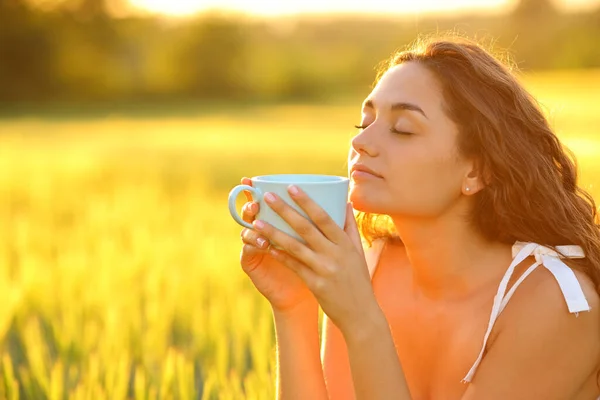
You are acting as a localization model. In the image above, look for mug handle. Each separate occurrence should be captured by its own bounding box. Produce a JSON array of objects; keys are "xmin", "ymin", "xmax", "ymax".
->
[{"xmin": 228, "ymin": 184, "xmax": 263, "ymax": 229}]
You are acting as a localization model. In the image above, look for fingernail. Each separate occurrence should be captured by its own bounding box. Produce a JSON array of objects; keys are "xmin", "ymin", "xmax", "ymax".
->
[
  {"xmin": 251, "ymin": 203, "xmax": 258, "ymax": 213},
  {"xmin": 288, "ymin": 185, "xmax": 299, "ymax": 195},
  {"xmin": 256, "ymin": 238, "xmax": 267, "ymax": 248},
  {"xmin": 254, "ymin": 220, "xmax": 265, "ymax": 230},
  {"xmin": 264, "ymin": 192, "xmax": 276, "ymax": 203}
]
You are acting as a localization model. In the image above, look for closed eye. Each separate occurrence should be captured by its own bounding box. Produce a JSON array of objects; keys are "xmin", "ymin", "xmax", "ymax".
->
[
  {"xmin": 355, "ymin": 124, "xmax": 414, "ymax": 136},
  {"xmin": 390, "ymin": 127, "xmax": 414, "ymax": 136}
]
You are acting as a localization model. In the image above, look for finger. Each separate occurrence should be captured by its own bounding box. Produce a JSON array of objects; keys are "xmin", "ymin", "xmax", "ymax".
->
[
  {"xmin": 253, "ymin": 219, "xmax": 324, "ymax": 273},
  {"xmin": 343, "ymin": 203, "xmax": 365, "ymax": 257},
  {"xmin": 269, "ymin": 247, "xmax": 318, "ymax": 287},
  {"xmin": 286, "ymin": 185, "xmax": 346, "ymax": 244},
  {"xmin": 262, "ymin": 191, "xmax": 331, "ymax": 252},
  {"xmin": 241, "ymin": 177, "xmax": 253, "ymax": 202},
  {"xmin": 241, "ymin": 202, "xmax": 259, "ymax": 223},
  {"xmin": 240, "ymin": 244, "xmax": 266, "ymax": 274},
  {"xmin": 241, "ymin": 228, "xmax": 270, "ymax": 250}
]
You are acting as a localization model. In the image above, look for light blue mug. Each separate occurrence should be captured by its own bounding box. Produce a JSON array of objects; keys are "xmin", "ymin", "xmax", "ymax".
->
[{"xmin": 228, "ymin": 174, "xmax": 350, "ymax": 242}]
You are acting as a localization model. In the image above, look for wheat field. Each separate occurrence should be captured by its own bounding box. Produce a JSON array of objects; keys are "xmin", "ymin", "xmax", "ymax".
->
[{"xmin": 0, "ymin": 70, "xmax": 598, "ymax": 399}]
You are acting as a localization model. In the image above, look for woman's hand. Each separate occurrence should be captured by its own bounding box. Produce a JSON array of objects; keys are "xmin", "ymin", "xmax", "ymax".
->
[
  {"xmin": 238, "ymin": 178, "xmax": 316, "ymax": 314},
  {"xmin": 252, "ymin": 185, "xmax": 383, "ymax": 337}
]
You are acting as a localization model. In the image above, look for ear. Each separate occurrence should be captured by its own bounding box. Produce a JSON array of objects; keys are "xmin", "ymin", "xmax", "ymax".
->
[{"xmin": 462, "ymin": 167, "xmax": 484, "ymax": 196}]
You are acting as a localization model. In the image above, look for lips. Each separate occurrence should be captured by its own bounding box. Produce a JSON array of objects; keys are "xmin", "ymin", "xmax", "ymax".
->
[{"xmin": 350, "ymin": 164, "xmax": 382, "ymax": 178}]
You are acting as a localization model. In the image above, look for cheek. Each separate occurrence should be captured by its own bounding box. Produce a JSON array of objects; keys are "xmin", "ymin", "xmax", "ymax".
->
[{"xmin": 385, "ymin": 151, "xmax": 464, "ymax": 215}]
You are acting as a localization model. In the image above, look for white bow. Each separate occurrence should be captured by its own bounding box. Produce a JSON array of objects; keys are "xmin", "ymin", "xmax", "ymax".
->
[{"xmin": 513, "ymin": 240, "xmax": 585, "ymax": 262}]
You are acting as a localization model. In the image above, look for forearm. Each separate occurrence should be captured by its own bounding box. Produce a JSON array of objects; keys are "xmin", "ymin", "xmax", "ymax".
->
[
  {"xmin": 343, "ymin": 308, "xmax": 412, "ymax": 400},
  {"xmin": 273, "ymin": 301, "xmax": 328, "ymax": 400}
]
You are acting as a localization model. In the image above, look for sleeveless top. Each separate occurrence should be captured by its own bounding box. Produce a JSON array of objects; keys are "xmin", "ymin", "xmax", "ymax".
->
[{"xmin": 364, "ymin": 239, "xmax": 593, "ymax": 384}]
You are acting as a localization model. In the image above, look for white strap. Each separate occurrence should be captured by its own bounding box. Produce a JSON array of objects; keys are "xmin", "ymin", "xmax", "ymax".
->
[
  {"xmin": 461, "ymin": 242, "xmax": 537, "ymax": 383},
  {"xmin": 498, "ymin": 254, "xmax": 590, "ymax": 315},
  {"xmin": 462, "ymin": 242, "xmax": 589, "ymax": 383},
  {"xmin": 499, "ymin": 260, "xmax": 542, "ymax": 314}
]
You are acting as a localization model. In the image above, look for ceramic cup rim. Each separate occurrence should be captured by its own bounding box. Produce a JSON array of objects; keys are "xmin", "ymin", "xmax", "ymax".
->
[{"xmin": 251, "ymin": 174, "xmax": 349, "ymax": 184}]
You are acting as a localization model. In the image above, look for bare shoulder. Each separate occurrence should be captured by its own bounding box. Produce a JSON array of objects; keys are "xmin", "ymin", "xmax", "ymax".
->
[
  {"xmin": 463, "ymin": 259, "xmax": 600, "ymax": 399},
  {"xmin": 498, "ymin": 257, "xmax": 599, "ymax": 333},
  {"xmin": 494, "ymin": 256, "xmax": 600, "ymax": 370},
  {"xmin": 572, "ymin": 267, "xmax": 600, "ymax": 313}
]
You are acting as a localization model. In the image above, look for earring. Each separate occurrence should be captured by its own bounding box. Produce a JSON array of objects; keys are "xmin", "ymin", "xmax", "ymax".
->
[{"xmin": 465, "ymin": 187, "xmax": 470, "ymax": 192}]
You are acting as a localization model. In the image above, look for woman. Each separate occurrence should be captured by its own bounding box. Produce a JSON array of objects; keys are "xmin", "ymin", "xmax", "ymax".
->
[{"xmin": 238, "ymin": 36, "xmax": 600, "ymax": 399}]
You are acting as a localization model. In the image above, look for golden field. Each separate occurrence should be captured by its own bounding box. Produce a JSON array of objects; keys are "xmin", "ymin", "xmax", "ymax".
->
[{"xmin": 0, "ymin": 69, "xmax": 598, "ymax": 399}]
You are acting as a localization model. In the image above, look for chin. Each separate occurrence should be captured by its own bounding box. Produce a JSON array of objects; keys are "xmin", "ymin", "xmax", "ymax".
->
[{"xmin": 349, "ymin": 189, "xmax": 381, "ymax": 213}]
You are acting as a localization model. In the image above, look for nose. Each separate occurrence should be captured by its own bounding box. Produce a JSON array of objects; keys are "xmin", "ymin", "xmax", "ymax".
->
[{"xmin": 350, "ymin": 127, "xmax": 378, "ymax": 158}]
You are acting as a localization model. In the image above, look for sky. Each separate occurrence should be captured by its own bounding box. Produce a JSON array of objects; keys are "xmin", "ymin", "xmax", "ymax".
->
[{"xmin": 127, "ymin": 0, "xmax": 600, "ymax": 17}]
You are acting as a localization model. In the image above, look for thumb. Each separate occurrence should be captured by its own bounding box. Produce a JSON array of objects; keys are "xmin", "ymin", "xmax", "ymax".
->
[{"xmin": 343, "ymin": 203, "xmax": 365, "ymax": 256}]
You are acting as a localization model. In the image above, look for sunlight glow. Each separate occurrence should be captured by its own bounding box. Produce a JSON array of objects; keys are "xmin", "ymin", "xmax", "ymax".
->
[
  {"xmin": 128, "ymin": 0, "xmax": 510, "ymax": 17},
  {"xmin": 128, "ymin": 0, "xmax": 600, "ymax": 17}
]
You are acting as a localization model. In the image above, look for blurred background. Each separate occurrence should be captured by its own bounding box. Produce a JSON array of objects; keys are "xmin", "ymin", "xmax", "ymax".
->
[
  {"xmin": 0, "ymin": 0, "xmax": 598, "ymax": 399},
  {"xmin": 2, "ymin": 0, "xmax": 600, "ymax": 105}
]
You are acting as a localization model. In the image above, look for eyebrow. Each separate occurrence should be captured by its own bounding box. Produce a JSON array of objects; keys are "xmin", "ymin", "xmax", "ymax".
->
[{"xmin": 363, "ymin": 99, "xmax": 428, "ymax": 119}]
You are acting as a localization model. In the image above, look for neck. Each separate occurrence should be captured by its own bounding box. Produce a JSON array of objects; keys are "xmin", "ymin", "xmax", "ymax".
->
[{"xmin": 391, "ymin": 207, "xmax": 512, "ymax": 301}]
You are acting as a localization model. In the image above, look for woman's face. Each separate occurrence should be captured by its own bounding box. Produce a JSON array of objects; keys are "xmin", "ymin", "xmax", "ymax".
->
[{"xmin": 348, "ymin": 61, "xmax": 474, "ymax": 218}]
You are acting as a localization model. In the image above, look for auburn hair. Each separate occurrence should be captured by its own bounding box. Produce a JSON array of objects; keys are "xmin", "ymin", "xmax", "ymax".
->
[{"xmin": 356, "ymin": 34, "xmax": 600, "ymax": 293}]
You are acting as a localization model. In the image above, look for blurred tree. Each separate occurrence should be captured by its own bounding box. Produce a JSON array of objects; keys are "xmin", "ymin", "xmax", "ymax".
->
[
  {"xmin": 178, "ymin": 14, "xmax": 248, "ymax": 99},
  {"xmin": 512, "ymin": 0, "xmax": 557, "ymax": 19},
  {"xmin": 0, "ymin": 0, "xmax": 56, "ymax": 101},
  {"xmin": 506, "ymin": 0, "xmax": 562, "ymax": 69},
  {"xmin": 58, "ymin": 0, "xmax": 121, "ymax": 100},
  {"xmin": 66, "ymin": 0, "xmax": 109, "ymax": 19}
]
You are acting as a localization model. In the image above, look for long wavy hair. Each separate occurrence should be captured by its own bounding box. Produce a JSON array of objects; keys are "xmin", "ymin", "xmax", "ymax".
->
[{"xmin": 356, "ymin": 34, "xmax": 600, "ymax": 293}]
